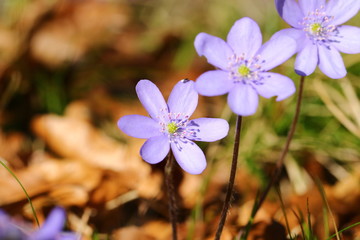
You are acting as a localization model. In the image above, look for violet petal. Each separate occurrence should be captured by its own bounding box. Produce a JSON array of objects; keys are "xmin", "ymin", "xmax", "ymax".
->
[
  {"xmin": 227, "ymin": 17, "xmax": 262, "ymax": 58},
  {"xmin": 332, "ymin": 25, "xmax": 360, "ymax": 54},
  {"xmin": 195, "ymin": 70, "xmax": 233, "ymax": 96},
  {"xmin": 136, "ymin": 80, "xmax": 168, "ymax": 120},
  {"xmin": 275, "ymin": 0, "xmax": 304, "ymax": 28},
  {"xmin": 254, "ymin": 72, "xmax": 295, "ymax": 101},
  {"xmin": 318, "ymin": 45, "xmax": 346, "ymax": 79},
  {"xmin": 299, "ymin": 0, "xmax": 325, "ymax": 16},
  {"xmin": 167, "ymin": 79, "xmax": 198, "ymax": 118},
  {"xmin": 171, "ymin": 141, "xmax": 206, "ymax": 174},
  {"xmin": 294, "ymin": 40, "xmax": 318, "ymax": 76},
  {"xmin": 118, "ymin": 115, "xmax": 161, "ymax": 139},
  {"xmin": 194, "ymin": 33, "xmax": 234, "ymax": 70},
  {"xmin": 271, "ymin": 28, "xmax": 306, "ymax": 52},
  {"xmin": 326, "ymin": 0, "xmax": 360, "ymax": 25},
  {"xmin": 140, "ymin": 135, "xmax": 170, "ymax": 164},
  {"xmin": 186, "ymin": 118, "xmax": 229, "ymax": 142},
  {"xmin": 227, "ymin": 83, "xmax": 259, "ymax": 116},
  {"xmin": 32, "ymin": 207, "xmax": 65, "ymax": 240},
  {"xmin": 257, "ymin": 33, "xmax": 297, "ymax": 71}
]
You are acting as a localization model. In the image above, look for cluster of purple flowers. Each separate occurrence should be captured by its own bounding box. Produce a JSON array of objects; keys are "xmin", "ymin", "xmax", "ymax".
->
[
  {"xmin": 118, "ymin": 0, "xmax": 359, "ymax": 174},
  {"xmin": 0, "ymin": 207, "xmax": 78, "ymax": 240}
]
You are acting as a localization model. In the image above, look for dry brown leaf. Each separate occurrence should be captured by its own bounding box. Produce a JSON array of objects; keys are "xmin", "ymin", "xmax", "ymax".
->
[
  {"xmin": 284, "ymin": 186, "xmax": 338, "ymax": 235},
  {"xmin": 0, "ymin": 0, "xmax": 57, "ymax": 76},
  {"xmin": 31, "ymin": 104, "xmax": 162, "ymax": 201},
  {"xmin": 179, "ymin": 173, "xmax": 202, "ymax": 208},
  {"xmin": 30, "ymin": 18, "xmax": 86, "ymax": 67},
  {"xmin": 30, "ymin": 0, "xmax": 129, "ymax": 67},
  {"xmin": 329, "ymin": 166, "xmax": 360, "ymax": 213},
  {"xmin": 112, "ymin": 221, "xmax": 173, "ymax": 240},
  {"xmin": 91, "ymin": 171, "xmax": 134, "ymax": 205},
  {"xmin": 205, "ymin": 227, "xmax": 235, "ymax": 240},
  {"xmin": 49, "ymin": 185, "xmax": 89, "ymax": 206},
  {"xmin": 246, "ymin": 220, "xmax": 287, "ymax": 240},
  {"xmin": 16, "ymin": 0, "xmax": 57, "ymax": 32},
  {"xmin": 32, "ymin": 114, "xmax": 140, "ymax": 172},
  {"xmin": 142, "ymin": 221, "xmax": 172, "ymax": 240},
  {"xmin": 112, "ymin": 226, "xmax": 152, "ymax": 240},
  {"xmin": 237, "ymin": 200, "xmax": 274, "ymax": 226},
  {"xmin": 0, "ymin": 131, "xmax": 26, "ymax": 168},
  {"xmin": 136, "ymin": 171, "xmax": 163, "ymax": 199},
  {"xmin": 0, "ymin": 156, "xmax": 101, "ymax": 205},
  {"xmin": 64, "ymin": 100, "xmax": 92, "ymax": 122},
  {"xmin": 0, "ymin": 28, "xmax": 20, "ymax": 66}
]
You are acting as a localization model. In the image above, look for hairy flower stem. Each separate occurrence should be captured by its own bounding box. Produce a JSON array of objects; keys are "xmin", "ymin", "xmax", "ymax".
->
[
  {"xmin": 215, "ymin": 115, "xmax": 243, "ymax": 240},
  {"xmin": 165, "ymin": 150, "xmax": 178, "ymax": 240},
  {"xmin": 242, "ymin": 75, "xmax": 305, "ymax": 239}
]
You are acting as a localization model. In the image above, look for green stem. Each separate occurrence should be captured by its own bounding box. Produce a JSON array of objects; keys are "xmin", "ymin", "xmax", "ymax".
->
[
  {"xmin": 215, "ymin": 115, "xmax": 243, "ymax": 240},
  {"xmin": 0, "ymin": 159, "xmax": 40, "ymax": 227}
]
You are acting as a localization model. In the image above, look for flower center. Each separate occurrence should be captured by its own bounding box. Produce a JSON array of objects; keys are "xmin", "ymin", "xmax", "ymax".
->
[
  {"xmin": 301, "ymin": 6, "xmax": 338, "ymax": 47},
  {"xmin": 310, "ymin": 23, "xmax": 322, "ymax": 35},
  {"xmin": 156, "ymin": 109, "xmax": 201, "ymax": 150},
  {"xmin": 167, "ymin": 122, "xmax": 179, "ymax": 134},
  {"xmin": 158, "ymin": 109, "xmax": 190, "ymax": 138},
  {"xmin": 238, "ymin": 64, "xmax": 251, "ymax": 77},
  {"xmin": 228, "ymin": 54, "xmax": 265, "ymax": 85}
]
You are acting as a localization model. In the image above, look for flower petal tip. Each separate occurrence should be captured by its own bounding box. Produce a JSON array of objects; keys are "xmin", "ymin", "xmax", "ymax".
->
[{"xmin": 294, "ymin": 69, "xmax": 308, "ymax": 76}]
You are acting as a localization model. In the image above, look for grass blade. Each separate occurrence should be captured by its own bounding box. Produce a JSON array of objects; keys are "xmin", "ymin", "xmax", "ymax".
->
[{"xmin": 0, "ymin": 158, "xmax": 40, "ymax": 227}]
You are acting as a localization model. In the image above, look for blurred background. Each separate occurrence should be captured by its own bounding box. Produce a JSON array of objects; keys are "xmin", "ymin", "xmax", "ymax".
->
[{"xmin": 0, "ymin": 0, "xmax": 360, "ymax": 239}]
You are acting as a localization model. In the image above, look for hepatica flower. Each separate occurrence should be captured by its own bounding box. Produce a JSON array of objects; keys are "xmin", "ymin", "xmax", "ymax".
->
[
  {"xmin": 194, "ymin": 17, "xmax": 297, "ymax": 116},
  {"xmin": 0, "ymin": 207, "xmax": 78, "ymax": 240},
  {"xmin": 118, "ymin": 79, "xmax": 229, "ymax": 174},
  {"xmin": 275, "ymin": 0, "xmax": 360, "ymax": 78}
]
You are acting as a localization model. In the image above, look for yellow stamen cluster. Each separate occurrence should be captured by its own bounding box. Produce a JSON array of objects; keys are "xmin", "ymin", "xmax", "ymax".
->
[
  {"xmin": 167, "ymin": 122, "xmax": 178, "ymax": 134},
  {"xmin": 310, "ymin": 23, "xmax": 322, "ymax": 35},
  {"xmin": 238, "ymin": 64, "xmax": 251, "ymax": 77}
]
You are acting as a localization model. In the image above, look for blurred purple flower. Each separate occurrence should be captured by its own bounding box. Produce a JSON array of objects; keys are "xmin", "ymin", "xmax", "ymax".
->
[
  {"xmin": 0, "ymin": 207, "xmax": 78, "ymax": 240},
  {"xmin": 32, "ymin": 207, "xmax": 78, "ymax": 240},
  {"xmin": 0, "ymin": 210, "xmax": 27, "ymax": 239},
  {"xmin": 275, "ymin": 0, "xmax": 360, "ymax": 79},
  {"xmin": 194, "ymin": 17, "xmax": 296, "ymax": 116},
  {"xmin": 118, "ymin": 79, "xmax": 229, "ymax": 174}
]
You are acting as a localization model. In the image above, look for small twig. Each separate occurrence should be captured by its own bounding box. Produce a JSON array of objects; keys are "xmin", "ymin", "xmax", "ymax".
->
[
  {"xmin": 215, "ymin": 115, "xmax": 243, "ymax": 240},
  {"xmin": 165, "ymin": 150, "xmax": 178, "ymax": 240}
]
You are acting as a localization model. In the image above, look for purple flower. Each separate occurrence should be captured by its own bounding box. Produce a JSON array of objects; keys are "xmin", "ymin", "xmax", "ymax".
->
[
  {"xmin": 32, "ymin": 207, "xmax": 78, "ymax": 240},
  {"xmin": 0, "ymin": 207, "xmax": 78, "ymax": 240},
  {"xmin": 118, "ymin": 79, "xmax": 229, "ymax": 174},
  {"xmin": 0, "ymin": 210, "xmax": 27, "ymax": 239},
  {"xmin": 275, "ymin": 0, "xmax": 360, "ymax": 79},
  {"xmin": 194, "ymin": 17, "xmax": 297, "ymax": 116}
]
